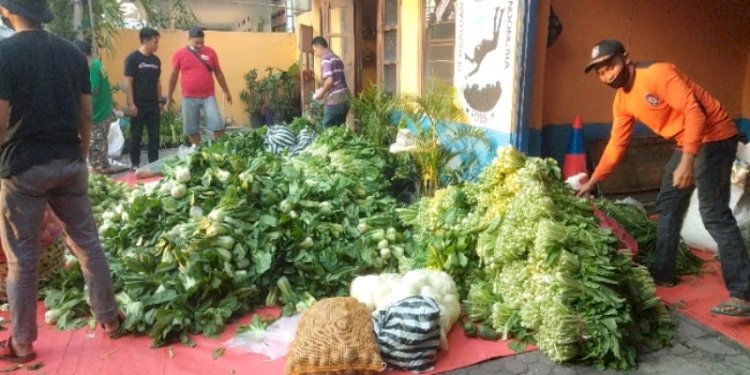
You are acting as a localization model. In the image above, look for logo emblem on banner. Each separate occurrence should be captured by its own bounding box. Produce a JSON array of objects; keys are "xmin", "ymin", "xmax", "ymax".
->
[{"xmin": 454, "ymin": 0, "xmax": 521, "ymax": 132}]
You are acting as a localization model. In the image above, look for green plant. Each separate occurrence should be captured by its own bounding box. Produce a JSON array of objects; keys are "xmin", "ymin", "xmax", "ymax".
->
[
  {"xmin": 48, "ymin": 0, "xmax": 77, "ymax": 40},
  {"xmin": 48, "ymin": 0, "xmax": 198, "ymax": 55},
  {"xmin": 160, "ymin": 106, "xmax": 186, "ymax": 148},
  {"xmin": 349, "ymin": 85, "xmax": 399, "ymax": 147},
  {"xmin": 399, "ymin": 84, "xmax": 489, "ymax": 197},
  {"xmin": 240, "ymin": 64, "xmax": 300, "ymax": 125}
]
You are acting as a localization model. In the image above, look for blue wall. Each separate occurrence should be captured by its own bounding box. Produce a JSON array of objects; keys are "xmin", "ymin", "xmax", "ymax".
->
[
  {"xmin": 397, "ymin": 112, "xmax": 513, "ymax": 179},
  {"xmin": 532, "ymin": 118, "xmax": 750, "ymax": 168},
  {"xmin": 738, "ymin": 118, "xmax": 750, "ymax": 137}
]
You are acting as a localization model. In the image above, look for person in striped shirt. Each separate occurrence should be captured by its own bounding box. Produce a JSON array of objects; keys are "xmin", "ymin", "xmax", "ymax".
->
[{"xmin": 312, "ymin": 36, "xmax": 351, "ymax": 128}]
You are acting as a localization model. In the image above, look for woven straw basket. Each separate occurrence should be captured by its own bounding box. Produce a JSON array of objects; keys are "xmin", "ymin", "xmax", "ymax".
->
[
  {"xmin": 285, "ymin": 297, "xmax": 385, "ymax": 375},
  {"xmin": 0, "ymin": 206, "xmax": 66, "ymax": 302},
  {"xmin": 0, "ymin": 235, "xmax": 66, "ymax": 302}
]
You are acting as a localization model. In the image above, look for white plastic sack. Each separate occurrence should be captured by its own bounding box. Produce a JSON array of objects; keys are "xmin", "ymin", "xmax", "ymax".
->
[
  {"xmin": 681, "ymin": 142, "xmax": 750, "ymax": 252},
  {"xmin": 389, "ymin": 129, "xmax": 418, "ymax": 153},
  {"xmin": 223, "ymin": 314, "xmax": 302, "ymax": 360},
  {"xmin": 107, "ymin": 119, "xmax": 124, "ymax": 158}
]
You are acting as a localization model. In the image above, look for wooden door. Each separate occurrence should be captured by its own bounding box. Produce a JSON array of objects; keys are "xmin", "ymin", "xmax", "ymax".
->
[{"xmin": 321, "ymin": 0, "xmax": 355, "ymax": 93}]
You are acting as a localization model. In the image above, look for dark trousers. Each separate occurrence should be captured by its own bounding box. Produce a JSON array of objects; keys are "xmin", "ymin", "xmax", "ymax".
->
[
  {"xmin": 651, "ymin": 136, "xmax": 750, "ymax": 300},
  {"xmin": 0, "ymin": 160, "xmax": 118, "ymax": 343},
  {"xmin": 130, "ymin": 105, "xmax": 160, "ymax": 167},
  {"xmin": 322, "ymin": 103, "xmax": 349, "ymax": 128}
]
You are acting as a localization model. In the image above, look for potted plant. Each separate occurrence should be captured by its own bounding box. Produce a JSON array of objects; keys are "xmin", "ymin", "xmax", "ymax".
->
[
  {"xmin": 399, "ymin": 84, "xmax": 490, "ymax": 197},
  {"xmin": 240, "ymin": 64, "xmax": 301, "ymax": 127},
  {"xmin": 239, "ymin": 68, "xmax": 265, "ymax": 128}
]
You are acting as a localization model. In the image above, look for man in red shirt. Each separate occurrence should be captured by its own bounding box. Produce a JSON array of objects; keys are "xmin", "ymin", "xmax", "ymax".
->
[
  {"xmin": 578, "ymin": 39, "xmax": 750, "ymax": 316},
  {"xmin": 166, "ymin": 26, "xmax": 232, "ymax": 147}
]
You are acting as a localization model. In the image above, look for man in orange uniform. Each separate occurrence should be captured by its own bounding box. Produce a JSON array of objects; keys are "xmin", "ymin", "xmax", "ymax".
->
[{"xmin": 577, "ymin": 39, "xmax": 750, "ymax": 316}]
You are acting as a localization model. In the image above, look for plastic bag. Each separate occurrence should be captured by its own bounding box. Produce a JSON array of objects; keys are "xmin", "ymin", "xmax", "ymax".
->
[
  {"xmin": 389, "ymin": 129, "xmax": 418, "ymax": 154},
  {"xmin": 224, "ymin": 314, "xmax": 302, "ymax": 361},
  {"xmin": 374, "ymin": 296, "xmax": 441, "ymax": 373},
  {"xmin": 681, "ymin": 142, "xmax": 750, "ymax": 252},
  {"xmin": 107, "ymin": 119, "xmax": 124, "ymax": 158}
]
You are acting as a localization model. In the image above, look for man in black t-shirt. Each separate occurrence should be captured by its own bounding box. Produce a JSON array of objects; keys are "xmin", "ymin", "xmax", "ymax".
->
[
  {"xmin": 0, "ymin": 0, "xmax": 122, "ymax": 362},
  {"xmin": 124, "ymin": 27, "xmax": 163, "ymax": 169}
]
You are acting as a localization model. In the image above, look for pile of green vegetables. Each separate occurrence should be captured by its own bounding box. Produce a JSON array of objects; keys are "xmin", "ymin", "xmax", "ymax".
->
[
  {"xmin": 45, "ymin": 128, "xmax": 696, "ymax": 369},
  {"xmin": 43, "ymin": 127, "xmax": 410, "ymax": 347},
  {"xmin": 397, "ymin": 184, "xmax": 483, "ymax": 299},
  {"xmin": 403, "ymin": 147, "xmax": 675, "ymax": 370},
  {"xmin": 595, "ymin": 199, "xmax": 704, "ymax": 277}
]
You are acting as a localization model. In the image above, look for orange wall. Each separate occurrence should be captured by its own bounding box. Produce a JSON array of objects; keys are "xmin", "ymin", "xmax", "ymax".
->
[
  {"xmin": 744, "ymin": 53, "xmax": 750, "ymax": 118},
  {"xmin": 101, "ymin": 30, "xmax": 297, "ymax": 127},
  {"xmin": 541, "ymin": 0, "xmax": 750, "ymax": 125},
  {"xmin": 529, "ymin": 0, "xmax": 550, "ymax": 131}
]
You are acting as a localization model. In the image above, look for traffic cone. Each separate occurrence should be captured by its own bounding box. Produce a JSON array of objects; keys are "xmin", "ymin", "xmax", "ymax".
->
[{"xmin": 562, "ymin": 115, "xmax": 588, "ymax": 180}]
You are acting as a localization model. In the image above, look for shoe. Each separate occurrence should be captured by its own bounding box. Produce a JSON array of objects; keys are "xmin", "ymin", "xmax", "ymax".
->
[
  {"xmin": 654, "ymin": 280, "xmax": 676, "ymax": 288},
  {"xmin": 0, "ymin": 337, "xmax": 36, "ymax": 364},
  {"xmin": 101, "ymin": 311, "xmax": 127, "ymax": 339},
  {"xmin": 711, "ymin": 298, "xmax": 750, "ymax": 317}
]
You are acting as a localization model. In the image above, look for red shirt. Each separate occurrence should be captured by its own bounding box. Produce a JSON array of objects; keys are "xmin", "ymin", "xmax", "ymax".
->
[{"xmin": 172, "ymin": 46, "xmax": 220, "ymax": 98}]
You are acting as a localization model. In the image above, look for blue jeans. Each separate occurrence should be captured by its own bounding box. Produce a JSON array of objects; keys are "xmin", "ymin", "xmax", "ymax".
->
[
  {"xmin": 651, "ymin": 136, "xmax": 750, "ymax": 299},
  {"xmin": 182, "ymin": 96, "xmax": 223, "ymax": 136},
  {"xmin": 322, "ymin": 103, "xmax": 349, "ymax": 128}
]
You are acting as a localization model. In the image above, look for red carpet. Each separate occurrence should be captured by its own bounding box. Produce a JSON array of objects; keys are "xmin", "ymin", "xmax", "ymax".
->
[
  {"xmin": 0, "ymin": 305, "xmax": 529, "ymax": 375},
  {"xmin": 113, "ymin": 171, "xmax": 161, "ymax": 186},
  {"xmin": 657, "ymin": 249, "xmax": 750, "ymax": 348}
]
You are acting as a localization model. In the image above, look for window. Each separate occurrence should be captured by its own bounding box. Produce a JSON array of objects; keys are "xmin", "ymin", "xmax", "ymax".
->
[
  {"xmin": 423, "ymin": 0, "xmax": 456, "ymax": 93},
  {"xmin": 379, "ymin": 0, "xmax": 399, "ymax": 94}
]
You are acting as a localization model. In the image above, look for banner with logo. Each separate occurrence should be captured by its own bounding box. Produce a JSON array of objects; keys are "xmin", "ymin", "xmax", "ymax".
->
[{"xmin": 454, "ymin": 0, "xmax": 521, "ymax": 132}]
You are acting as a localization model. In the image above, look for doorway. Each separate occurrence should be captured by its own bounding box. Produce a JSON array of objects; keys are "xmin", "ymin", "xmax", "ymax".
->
[{"xmin": 356, "ymin": 0, "xmax": 378, "ymax": 94}]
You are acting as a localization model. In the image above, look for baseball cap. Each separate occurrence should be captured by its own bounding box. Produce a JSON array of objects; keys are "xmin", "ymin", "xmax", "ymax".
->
[
  {"xmin": 584, "ymin": 39, "xmax": 626, "ymax": 73},
  {"xmin": 188, "ymin": 25, "xmax": 205, "ymax": 38},
  {"xmin": 0, "ymin": 0, "xmax": 53, "ymax": 24}
]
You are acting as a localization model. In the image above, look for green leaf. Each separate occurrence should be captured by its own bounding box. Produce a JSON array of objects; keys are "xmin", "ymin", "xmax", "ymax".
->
[
  {"xmin": 259, "ymin": 215, "xmax": 278, "ymax": 227},
  {"xmin": 253, "ymin": 251, "xmax": 273, "ymax": 275},
  {"xmin": 509, "ymin": 340, "xmax": 527, "ymax": 353}
]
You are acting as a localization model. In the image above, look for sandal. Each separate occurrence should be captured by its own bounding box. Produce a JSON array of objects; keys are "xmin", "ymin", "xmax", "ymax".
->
[
  {"xmin": 101, "ymin": 311, "xmax": 127, "ymax": 339},
  {"xmin": 710, "ymin": 299, "xmax": 750, "ymax": 317},
  {"xmin": 654, "ymin": 280, "xmax": 676, "ymax": 288},
  {"xmin": 0, "ymin": 337, "xmax": 37, "ymax": 364}
]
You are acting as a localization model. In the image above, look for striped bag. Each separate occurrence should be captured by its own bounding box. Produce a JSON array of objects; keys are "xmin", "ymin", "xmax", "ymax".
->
[{"xmin": 374, "ymin": 296, "xmax": 441, "ymax": 372}]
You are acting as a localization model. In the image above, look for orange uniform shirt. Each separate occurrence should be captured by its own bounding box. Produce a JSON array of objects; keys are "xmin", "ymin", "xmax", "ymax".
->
[{"xmin": 592, "ymin": 62, "xmax": 737, "ymax": 181}]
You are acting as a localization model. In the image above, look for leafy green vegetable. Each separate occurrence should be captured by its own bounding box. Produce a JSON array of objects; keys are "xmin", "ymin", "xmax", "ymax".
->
[
  {"xmin": 595, "ymin": 199, "xmax": 704, "ymax": 277},
  {"xmin": 44, "ymin": 127, "xmax": 407, "ymax": 347},
  {"xmin": 212, "ymin": 347, "xmax": 225, "ymax": 360}
]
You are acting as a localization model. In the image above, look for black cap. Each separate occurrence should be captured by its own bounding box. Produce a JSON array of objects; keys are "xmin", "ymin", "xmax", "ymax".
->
[
  {"xmin": 584, "ymin": 39, "xmax": 626, "ymax": 73},
  {"xmin": 188, "ymin": 25, "xmax": 205, "ymax": 38},
  {"xmin": 0, "ymin": 0, "xmax": 53, "ymax": 24}
]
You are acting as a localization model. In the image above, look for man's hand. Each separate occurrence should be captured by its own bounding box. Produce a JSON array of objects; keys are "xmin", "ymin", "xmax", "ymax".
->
[
  {"xmin": 225, "ymin": 92, "xmax": 233, "ymax": 105},
  {"xmin": 576, "ymin": 179, "xmax": 596, "ymax": 198},
  {"xmin": 127, "ymin": 103, "xmax": 138, "ymax": 117},
  {"xmin": 165, "ymin": 97, "xmax": 174, "ymax": 109},
  {"xmin": 673, "ymin": 154, "xmax": 696, "ymax": 189},
  {"xmin": 313, "ymin": 88, "xmax": 323, "ymax": 101}
]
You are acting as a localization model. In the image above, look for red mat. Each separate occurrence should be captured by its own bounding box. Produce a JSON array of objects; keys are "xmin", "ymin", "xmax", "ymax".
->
[
  {"xmin": 113, "ymin": 171, "xmax": 161, "ymax": 186},
  {"xmin": 98, "ymin": 173, "xmax": 529, "ymax": 373},
  {"xmin": 0, "ymin": 304, "xmax": 529, "ymax": 375},
  {"xmin": 657, "ymin": 249, "xmax": 750, "ymax": 348}
]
